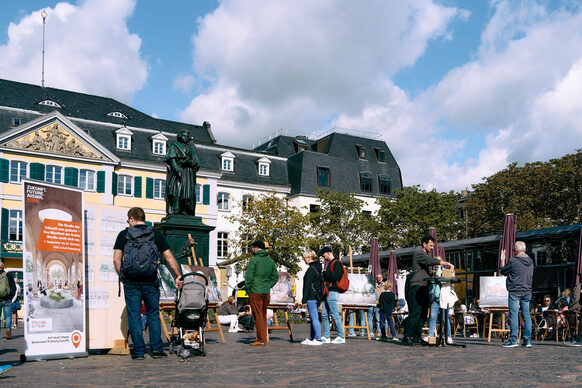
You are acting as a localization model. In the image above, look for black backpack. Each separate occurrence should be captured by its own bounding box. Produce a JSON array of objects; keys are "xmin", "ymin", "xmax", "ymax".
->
[
  {"xmin": 311, "ymin": 266, "xmax": 324, "ymax": 302},
  {"xmin": 120, "ymin": 226, "xmax": 160, "ymax": 283}
]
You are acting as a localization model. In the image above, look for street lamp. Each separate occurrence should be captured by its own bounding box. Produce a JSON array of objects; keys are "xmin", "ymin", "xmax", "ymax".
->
[{"xmin": 41, "ymin": 10, "xmax": 48, "ymax": 87}]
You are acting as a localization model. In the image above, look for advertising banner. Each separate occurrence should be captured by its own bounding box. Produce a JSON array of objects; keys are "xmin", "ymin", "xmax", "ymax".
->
[{"xmin": 22, "ymin": 181, "xmax": 86, "ymax": 360}]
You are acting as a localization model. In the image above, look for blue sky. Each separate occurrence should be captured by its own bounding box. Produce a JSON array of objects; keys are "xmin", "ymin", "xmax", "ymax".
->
[{"xmin": 1, "ymin": 0, "xmax": 582, "ymax": 192}]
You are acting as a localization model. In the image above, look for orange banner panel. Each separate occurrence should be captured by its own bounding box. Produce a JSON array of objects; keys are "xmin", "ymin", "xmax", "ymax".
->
[{"xmin": 36, "ymin": 219, "xmax": 83, "ymax": 253}]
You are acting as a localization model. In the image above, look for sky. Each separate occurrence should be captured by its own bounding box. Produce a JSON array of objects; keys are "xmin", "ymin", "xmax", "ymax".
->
[{"xmin": 1, "ymin": 0, "xmax": 582, "ymax": 193}]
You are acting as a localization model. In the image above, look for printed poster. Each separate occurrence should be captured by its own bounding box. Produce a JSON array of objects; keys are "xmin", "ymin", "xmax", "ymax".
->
[
  {"xmin": 270, "ymin": 272, "xmax": 294, "ymax": 305},
  {"xmin": 23, "ymin": 181, "xmax": 86, "ymax": 360},
  {"xmin": 479, "ymin": 276, "xmax": 508, "ymax": 308}
]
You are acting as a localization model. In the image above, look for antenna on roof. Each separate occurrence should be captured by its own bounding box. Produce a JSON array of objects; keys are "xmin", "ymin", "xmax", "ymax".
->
[{"xmin": 41, "ymin": 10, "xmax": 48, "ymax": 87}]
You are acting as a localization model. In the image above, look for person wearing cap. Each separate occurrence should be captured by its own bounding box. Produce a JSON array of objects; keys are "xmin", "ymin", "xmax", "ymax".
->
[
  {"xmin": 320, "ymin": 246, "xmax": 346, "ymax": 344},
  {"xmin": 244, "ymin": 240, "xmax": 278, "ymax": 346}
]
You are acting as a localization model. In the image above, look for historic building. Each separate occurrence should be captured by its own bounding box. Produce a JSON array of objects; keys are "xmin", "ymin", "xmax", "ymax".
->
[{"xmin": 0, "ymin": 78, "xmax": 402, "ymax": 299}]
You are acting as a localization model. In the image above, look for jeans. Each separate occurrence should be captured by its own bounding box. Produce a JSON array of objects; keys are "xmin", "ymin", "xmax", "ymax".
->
[
  {"xmin": 1, "ymin": 300, "xmax": 12, "ymax": 330},
  {"xmin": 508, "ymin": 293, "xmax": 532, "ymax": 343},
  {"xmin": 369, "ymin": 306, "xmax": 380, "ymax": 334},
  {"xmin": 428, "ymin": 301, "xmax": 451, "ymax": 338},
  {"xmin": 322, "ymin": 291, "xmax": 344, "ymax": 339},
  {"xmin": 379, "ymin": 312, "xmax": 397, "ymax": 337},
  {"xmin": 124, "ymin": 283, "xmax": 163, "ymax": 355},
  {"xmin": 348, "ymin": 309, "xmax": 366, "ymax": 335},
  {"xmin": 306, "ymin": 299, "xmax": 322, "ymax": 341}
]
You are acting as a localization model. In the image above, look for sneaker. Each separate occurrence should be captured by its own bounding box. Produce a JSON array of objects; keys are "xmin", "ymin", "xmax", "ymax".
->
[
  {"xmin": 446, "ymin": 337, "xmax": 453, "ymax": 345},
  {"xmin": 331, "ymin": 337, "xmax": 345, "ymax": 344},
  {"xmin": 501, "ymin": 341, "xmax": 518, "ymax": 348},
  {"xmin": 376, "ymin": 336, "xmax": 388, "ymax": 341},
  {"xmin": 320, "ymin": 336, "xmax": 331, "ymax": 344},
  {"xmin": 0, "ymin": 365, "xmax": 13, "ymax": 375},
  {"xmin": 422, "ymin": 336, "xmax": 429, "ymax": 342},
  {"xmin": 307, "ymin": 339, "xmax": 323, "ymax": 346},
  {"xmin": 151, "ymin": 350, "xmax": 168, "ymax": 359},
  {"xmin": 392, "ymin": 337, "xmax": 400, "ymax": 342},
  {"xmin": 5, "ymin": 329, "xmax": 11, "ymax": 340},
  {"xmin": 131, "ymin": 354, "xmax": 145, "ymax": 360},
  {"xmin": 359, "ymin": 332, "xmax": 366, "ymax": 336},
  {"xmin": 347, "ymin": 332, "xmax": 357, "ymax": 337},
  {"xmin": 301, "ymin": 338, "xmax": 314, "ymax": 345},
  {"xmin": 565, "ymin": 340, "xmax": 581, "ymax": 347},
  {"xmin": 522, "ymin": 341, "xmax": 532, "ymax": 348}
]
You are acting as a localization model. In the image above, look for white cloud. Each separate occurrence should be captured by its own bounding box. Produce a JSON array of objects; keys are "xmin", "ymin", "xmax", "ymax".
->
[
  {"xmin": 180, "ymin": 0, "xmax": 460, "ymax": 145},
  {"xmin": 0, "ymin": 0, "xmax": 147, "ymax": 103},
  {"xmin": 172, "ymin": 75, "xmax": 196, "ymax": 94}
]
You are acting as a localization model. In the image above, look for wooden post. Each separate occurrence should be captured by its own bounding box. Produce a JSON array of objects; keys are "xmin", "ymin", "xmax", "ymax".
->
[
  {"xmin": 188, "ymin": 234, "xmax": 204, "ymax": 266},
  {"xmin": 349, "ymin": 246, "xmax": 353, "ymax": 274}
]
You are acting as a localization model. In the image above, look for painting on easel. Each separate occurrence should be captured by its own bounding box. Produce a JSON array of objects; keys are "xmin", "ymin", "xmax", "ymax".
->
[
  {"xmin": 158, "ymin": 264, "xmax": 223, "ymax": 303},
  {"xmin": 337, "ymin": 274, "xmax": 376, "ymax": 306},
  {"xmin": 270, "ymin": 272, "xmax": 294, "ymax": 304},
  {"xmin": 479, "ymin": 276, "xmax": 508, "ymax": 308}
]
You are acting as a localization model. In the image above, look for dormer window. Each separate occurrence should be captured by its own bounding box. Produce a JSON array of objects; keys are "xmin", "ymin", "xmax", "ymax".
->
[
  {"xmin": 11, "ymin": 118, "xmax": 21, "ymax": 127},
  {"xmin": 355, "ymin": 144, "xmax": 367, "ymax": 159},
  {"xmin": 221, "ymin": 151, "xmax": 235, "ymax": 172},
  {"xmin": 115, "ymin": 127, "xmax": 133, "ymax": 151},
  {"xmin": 107, "ymin": 111, "xmax": 128, "ymax": 119},
  {"xmin": 360, "ymin": 172, "xmax": 373, "ymax": 192},
  {"xmin": 374, "ymin": 148, "xmax": 386, "ymax": 162},
  {"xmin": 38, "ymin": 99, "xmax": 61, "ymax": 108},
  {"xmin": 257, "ymin": 157, "xmax": 271, "ymax": 177},
  {"xmin": 151, "ymin": 133, "xmax": 168, "ymax": 156}
]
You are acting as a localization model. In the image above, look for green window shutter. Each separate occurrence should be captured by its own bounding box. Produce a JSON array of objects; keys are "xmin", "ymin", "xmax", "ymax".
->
[
  {"xmin": 134, "ymin": 176, "xmax": 142, "ymax": 198},
  {"xmin": 0, "ymin": 159, "xmax": 9, "ymax": 183},
  {"xmin": 202, "ymin": 184, "xmax": 210, "ymax": 205},
  {"xmin": 29, "ymin": 163, "xmax": 45, "ymax": 181},
  {"xmin": 112, "ymin": 172, "xmax": 118, "ymax": 195},
  {"xmin": 96, "ymin": 171, "xmax": 105, "ymax": 193},
  {"xmin": 64, "ymin": 167, "xmax": 78, "ymax": 187},
  {"xmin": 1, "ymin": 208, "xmax": 8, "ymax": 240},
  {"xmin": 145, "ymin": 178, "xmax": 154, "ymax": 199}
]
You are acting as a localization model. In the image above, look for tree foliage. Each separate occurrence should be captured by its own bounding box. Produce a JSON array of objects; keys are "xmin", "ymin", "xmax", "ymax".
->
[
  {"xmin": 226, "ymin": 192, "xmax": 310, "ymax": 275},
  {"xmin": 375, "ymin": 186, "xmax": 463, "ymax": 249},
  {"xmin": 465, "ymin": 149, "xmax": 582, "ymax": 236},
  {"xmin": 309, "ymin": 189, "xmax": 374, "ymax": 257}
]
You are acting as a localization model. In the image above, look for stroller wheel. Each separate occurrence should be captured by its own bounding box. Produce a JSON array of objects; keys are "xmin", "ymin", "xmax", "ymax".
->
[
  {"xmin": 169, "ymin": 342, "xmax": 175, "ymax": 355},
  {"xmin": 201, "ymin": 345, "xmax": 206, "ymax": 357}
]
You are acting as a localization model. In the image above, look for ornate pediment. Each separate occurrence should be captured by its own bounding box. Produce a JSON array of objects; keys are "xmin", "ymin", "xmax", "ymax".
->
[{"xmin": 4, "ymin": 123, "xmax": 102, "ymax": 160}]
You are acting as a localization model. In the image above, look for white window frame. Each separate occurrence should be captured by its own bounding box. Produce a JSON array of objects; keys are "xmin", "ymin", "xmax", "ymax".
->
[
  {"xmin": 153, "ymin": 178, "xmax": 166, "ymax": 200},
  {"xmin": 107, "ymin": 111, "xmax": 128, "ymax": 119},
  {"xmin": 117, "ymin": 174, "xmax": 133, "ymax": 196},
  {"xmin": 115, "ymin": 127, "xmax": 133, "ymax": 151},
  {"xmin": 45, "ymin": 165, "xmax": 63, "ymax": 184},
  {"xmin": 217, "ymin": 232, "xmax": 229, "ymax": 258},
  {"xmin": 217, "ymin": 192, "xmax": 230, "ymax": 211},
  {"xmin": 151, "ymin": 132, "xmax": 168, "ymax": 156},
  {"xmin": 195, "ymin": 184, "xmax": 203, "ymax": 204},
  {"xmin": 9, "ymin": 209, "xmax": 23, "ymax": 241},
  {"xmin": 220, "ymin": 151, "xmax": 235, "ymax": 172},
  {"xmin": 10, "ymin": 160, "xmax": 27, "ymax": 183},
  {"xmin": 79, "ymin": 169, "xmax": 96, "ymax": 191},
  {"xmin": 39, "ymin": 99, "xmax": 61, "ymax": 108},
  {"xmin": 257, "ymin": 157, "xmax": 271, "ymax": 177}
]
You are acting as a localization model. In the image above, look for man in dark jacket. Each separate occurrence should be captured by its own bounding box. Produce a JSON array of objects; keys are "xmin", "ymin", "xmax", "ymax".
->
[
  {"xmin": 320, "ymin": 246, "xmax": 345, "ymax": 344},
  {"xmin": 0, "ymin": 262, "xmax": 16, "ymax": 339},
  {"xmin": 244, "ymin": 241, "xmax": 278, "ymax": 346},
  {"xmin": 500, "ymin": 241, "xmax": 533, "ymax": 348},
  {"xmin": 402, "ymin": 235, "xmax": 454, "ymax": 346}
]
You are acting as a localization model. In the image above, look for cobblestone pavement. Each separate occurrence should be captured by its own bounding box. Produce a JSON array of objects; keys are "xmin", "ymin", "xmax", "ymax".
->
[{"xmin": 1, "ymin": 324, "xmax": 582, "ymax": 387}]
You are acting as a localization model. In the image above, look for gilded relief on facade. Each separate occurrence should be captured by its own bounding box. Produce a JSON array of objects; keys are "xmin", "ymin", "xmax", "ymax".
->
[{"xmin": 5, "ymin": 123, "xmax": 102, "ymax": 159}]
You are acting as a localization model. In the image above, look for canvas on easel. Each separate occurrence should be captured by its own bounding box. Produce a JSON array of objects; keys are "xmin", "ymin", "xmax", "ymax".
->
[{"xmin": 479, "ymin": 276, "xmax": 508, "ymax": 308}]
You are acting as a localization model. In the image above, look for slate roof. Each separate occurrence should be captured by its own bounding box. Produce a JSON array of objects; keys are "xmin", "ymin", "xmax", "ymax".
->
[
  {"xmin": 0, "ymin": 78, "xmax": 400, "ymax": 192},
  {"xmin": 257, "ymin": 133, "xmax": 403, "ymax": 197}
]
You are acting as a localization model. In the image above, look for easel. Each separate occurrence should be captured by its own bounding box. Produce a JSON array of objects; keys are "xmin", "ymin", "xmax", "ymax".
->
[
  {"xmin": 266, "ymin": 303, "xmax": 294, "ymax": 342},
  {"xmin": 159, "ymin": 301, "xmax": 177, "ymax": 343},
  {"xmin": 487, "ymin": 307, "xmax": 510, "ymax": 342},
  {"xmin": 205, "ymin": 302, "xmax": 226, "ymax": 344},
  {"xmin": 341, "ymin": 248, "xmax": 372, "ymax": 341}
]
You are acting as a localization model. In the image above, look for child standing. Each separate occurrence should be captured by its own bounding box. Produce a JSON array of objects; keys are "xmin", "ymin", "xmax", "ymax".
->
[{"xmin": 377, "ymin": 281, "xmax": 399, "ymax": 342}]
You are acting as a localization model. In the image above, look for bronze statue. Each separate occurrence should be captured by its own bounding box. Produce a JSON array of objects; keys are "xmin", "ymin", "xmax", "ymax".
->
[{"xmin": 165, "ymin": 129, "xmax": 200, "ymax": 215}]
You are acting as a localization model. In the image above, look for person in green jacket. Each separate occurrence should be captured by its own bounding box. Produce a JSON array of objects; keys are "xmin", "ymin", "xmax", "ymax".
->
[{"xmin": 245, "ymin": 241, "xmax": 279, "ymax": 346}]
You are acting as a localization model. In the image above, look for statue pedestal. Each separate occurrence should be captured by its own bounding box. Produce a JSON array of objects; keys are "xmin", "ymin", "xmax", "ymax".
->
[{"xmin": 155, "ymin": 214, "xmax": 215, "ymax": 267}]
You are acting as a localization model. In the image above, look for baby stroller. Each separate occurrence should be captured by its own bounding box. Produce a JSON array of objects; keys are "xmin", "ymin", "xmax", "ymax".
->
[{"xmin": 169, "ymin": 271, "xmax": 208, "ymax": 359}]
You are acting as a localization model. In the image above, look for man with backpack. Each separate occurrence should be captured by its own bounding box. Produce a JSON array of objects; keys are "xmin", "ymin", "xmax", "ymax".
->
[
  {"xmin": 113, "ymin": 207, "xmax": 183, "ymax": 360},
  {"xmin": 320, "ymin": 246, "xmax": 347, "ymax": 344},
  {"xmin": 0, "ymin": 261, "xmax": 16, "ymax": 339}
]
